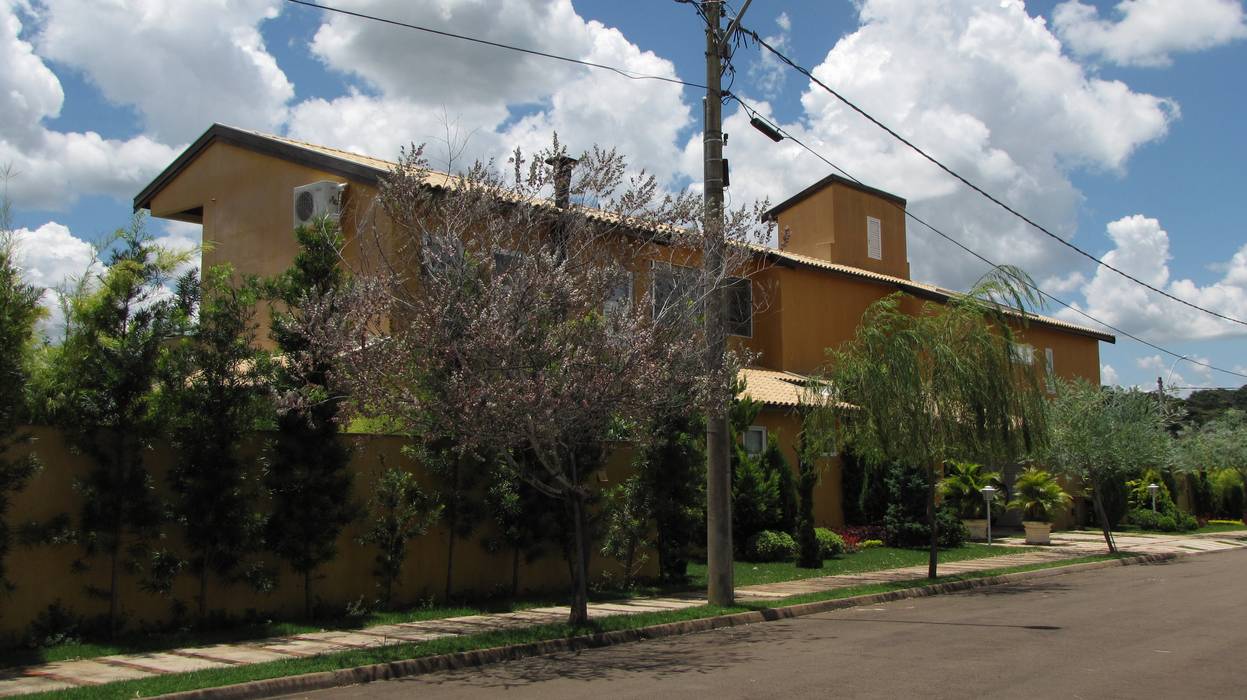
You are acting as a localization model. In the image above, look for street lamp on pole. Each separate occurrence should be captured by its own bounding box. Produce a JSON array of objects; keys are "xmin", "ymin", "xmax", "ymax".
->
[
  {"xmin": 1147, "ymin": 483, "xmax": 1160, "ymax": 513},
  {"xmin": 981, "ymin": 485, "xmax": 998, "ymax": 545}
]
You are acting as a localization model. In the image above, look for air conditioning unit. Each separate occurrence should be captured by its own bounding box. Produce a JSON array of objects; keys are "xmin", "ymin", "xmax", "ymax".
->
[{"xmin": 292, "ymin": 181, "xmax": 347, "ymax": 227}]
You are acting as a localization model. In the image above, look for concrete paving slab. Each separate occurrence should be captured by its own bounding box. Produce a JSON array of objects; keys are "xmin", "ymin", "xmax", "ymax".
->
[
  {"xmin": 97, "ymin": 652, "xmax": 229, "ymax": 674},
  {"xmin": 35, "ymin": 659, "xmax": 154, "ymax": 684},
  {"xmin": 355, "ymin": 625, "xmax": 450, "ymax": 643},
  {"xmin": 175, "ymin": 644, "xmax": 296, "ymax": 665},
  {"xmin": 293, "ymin": 631, "xmax": 397, "ymax": 649},
  {"xmin": 0, "ymin": 675, "xmax": 77, "ymax": 696},
  {"xmin": 259, "ymin": 638, "xmax": 351, "ymax": 657}
]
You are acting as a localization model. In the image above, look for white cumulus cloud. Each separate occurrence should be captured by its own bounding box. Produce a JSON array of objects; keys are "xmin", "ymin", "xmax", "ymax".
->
[
  {"xmin": 1053, "ymin": 0, "xmax": 1247, "ymax": 67},
  {"xmin": 34, "ymin": 0, "xmax": 293, "ymax": 143},
  {"xmin": 1058, "ymin": 215, "xmax": 1247, "ymax": 341},
  {"xmin": 1100, "ymin": 363, "xmax": 1120, "ymax": 386},
  {"xmin": 682, "ymin": 0, "xmax": 1177, "ymax": 291}
]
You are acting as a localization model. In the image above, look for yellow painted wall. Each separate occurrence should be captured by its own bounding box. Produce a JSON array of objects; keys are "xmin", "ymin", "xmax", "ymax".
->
[
  {"xmin": 1, "ymin": 428, "xmax": 648, "ymax": 638},
  {"xmin": 773, "ymin": 182, "xmax": 910, "ymax": 279},
  {"xmin": 753, "ymin": 408, "xmax": 845, "ymax": 528}
]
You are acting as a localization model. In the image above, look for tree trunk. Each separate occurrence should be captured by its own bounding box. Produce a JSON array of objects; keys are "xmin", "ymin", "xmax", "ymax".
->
[
  {"xmin": 445, "ymin": 529, "xmax": 456, "ymax": 602},
  {"xmin": 511, "ymin": 546, "xmax": 520, "ymax": 599},
  {"xmin": 1091, "ymin": 487, "xmax": 1117, "ymax": 553},
  {"xmin": 927, "ymin": 462, "xmax": 939, "ymax": 579},
  {"xmin": 624, "ymin": 538, "xmax": 636, "ymax": 589},
  {"xmin": 108, "ymin": 537, "xmax": 121, "ymax": 639},
  {"xmin": 198, "ymin": 565, "xmax": 209, "ymax": 624},
  {"xmin": 304, "ymin": 569, "xmax": 312, "ymax": 619},
  {"xmin": 445, "ymin": 460, "xmax": 461, "ymax": 602},
  {"xmin": 568, "ymin": 491, "xmax": 590, "ymax": 626}
]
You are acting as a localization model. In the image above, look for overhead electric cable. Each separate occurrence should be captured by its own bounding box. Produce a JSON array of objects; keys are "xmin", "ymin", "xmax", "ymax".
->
[
  {"xmin": 744, "ymin": 29, "xmax": 1247, "ymax": 330},
  {"xmin": 727, "ymin": 95, "xmax": 1247, "ymax": 381},
  {"xmin": 284, "ymin": 0, "xmax": 707, "ymax": 90}
]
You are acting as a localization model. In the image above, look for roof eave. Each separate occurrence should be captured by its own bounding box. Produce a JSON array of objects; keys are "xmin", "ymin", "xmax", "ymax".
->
[{"xmin": 133, "ymin": 124, "xmax": 391, "ymax": 212}]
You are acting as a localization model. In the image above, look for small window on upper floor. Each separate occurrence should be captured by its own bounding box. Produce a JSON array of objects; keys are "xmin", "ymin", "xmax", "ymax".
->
[
  {"xmin": 743, "ymin": 426, "xmax": 767, "ymax": 456},
  {"xmin": 651, "ymin": 261, "xmax": 700, "ymax": 322},
  {"xmin": 1011, "ymin": 342, "xmax": 1035, "ymax": 366},
  {"xmin": 1044, "ymin": 347, "xmax": 1056, "ymax": 394},
  {"xmin": 867, "ymin": 216, "xmax": 882, "ymax": 260}
]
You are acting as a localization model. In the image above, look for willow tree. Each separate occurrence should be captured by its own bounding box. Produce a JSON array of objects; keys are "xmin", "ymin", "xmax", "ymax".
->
[
  {"xmin": 1041, "ymin": 379, "xmax": 1173, "ymax": 552},
  {"xmin": 813, "ymin": 266, "xmax": 1048, "ymax": 578}
]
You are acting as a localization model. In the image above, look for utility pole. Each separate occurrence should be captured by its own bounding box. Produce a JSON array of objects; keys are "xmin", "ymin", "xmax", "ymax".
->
[
  {"xmin": 702, "ymin": 0, "xmax": 732, "ymax": 608},
  {"xmin": 702, "ymin": 0, "xmax": 751, "ymax": 608}
]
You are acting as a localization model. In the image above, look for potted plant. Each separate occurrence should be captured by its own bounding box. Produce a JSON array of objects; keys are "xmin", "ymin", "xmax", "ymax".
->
[
  {"xmin": 938, "ymin": 461, "xmax": 1002, "ymax": 540},
  {"xmin": 1007, "ymin": 467, "xmax": 1072, "ymax": 545}
]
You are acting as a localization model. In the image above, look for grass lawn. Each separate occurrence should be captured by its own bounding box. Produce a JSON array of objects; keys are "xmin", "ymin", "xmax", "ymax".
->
[
  {"xmin": 22, "ymin": 552, "xmax": 1122, "ymax": 700},
  {"xmin": 1196, "ymin": 522, "xmax": 1247, "ymax": 534},
  {"xmin": 1, "ymin": 544, "xmax": 1026, "ymax": 669},
  {"xmin": 687, "ymin": 543, "xmax": 1033, "ymax": 588},
  {"xmin": 1111, "ymin": 521, "xmax": 1247, "ymax": 538}
]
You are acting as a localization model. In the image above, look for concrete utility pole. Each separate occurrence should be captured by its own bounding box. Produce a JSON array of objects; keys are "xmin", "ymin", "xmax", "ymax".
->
[{"xmin": 702, "ymin": 0, "xmax": 750, "ymax": 608}]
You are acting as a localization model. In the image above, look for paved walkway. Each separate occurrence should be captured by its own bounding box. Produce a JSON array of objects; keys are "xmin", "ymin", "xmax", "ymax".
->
[{"xmin": 2, "ymin": 530, "xmax": 1243, "ymax": 697}]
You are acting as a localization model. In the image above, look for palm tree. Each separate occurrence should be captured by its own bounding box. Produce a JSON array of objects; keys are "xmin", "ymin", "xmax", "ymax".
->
[
  {"xmin": 938, "ymin": 461, "xmax": 1002, "ymax": 519},
  {"xmin": 1007, "ymin": 467, "xmax": 1071, "ymax": 522}
]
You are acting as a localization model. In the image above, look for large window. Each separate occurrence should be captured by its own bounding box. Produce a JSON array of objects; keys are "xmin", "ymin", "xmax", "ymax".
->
[
  {"xmin": 726, "ymin": 276, "xmax": 753, "ymax": 338},
  {"xmin": 651, "ymin": 262, "xmax": 752, "ymax": 337},
  {"xmin": 604, "ymin": 270, "xmax": 634, "ymax": 318}
]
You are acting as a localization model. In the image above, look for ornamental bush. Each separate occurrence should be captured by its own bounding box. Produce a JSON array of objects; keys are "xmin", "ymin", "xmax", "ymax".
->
[
  {"xmin": 882, "ymin": 462, "xmax": 967, "ymax": 549},
  {"xmin": 814, "ymin": 528, "xmax": 846, "ymax": 559},
  {"xmin": 1125, "ymin": 508, "xmax": 1196, "ymax": 532},
  {"xmin": 745, "ymin": 530, "xmax": 798, "ymax": 562},
  {"xmin": 859, "ymin": 539, "xmax": 884, "ymax": 550}
]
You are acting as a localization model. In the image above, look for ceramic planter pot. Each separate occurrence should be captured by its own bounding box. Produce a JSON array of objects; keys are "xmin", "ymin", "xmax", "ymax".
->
[
  {"xmin": 1023, "ymin": 520, "xmax": 1052, "ymax": 545},
  {"xmin": 963, "ymin": 519, "xmax": 988, "ymax": 541}
]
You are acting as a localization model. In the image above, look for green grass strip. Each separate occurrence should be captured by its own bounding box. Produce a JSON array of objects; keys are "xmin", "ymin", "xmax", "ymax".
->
[{"xmin": 25, "ymin": 552, "xmax": 1125, "ymax": 700}]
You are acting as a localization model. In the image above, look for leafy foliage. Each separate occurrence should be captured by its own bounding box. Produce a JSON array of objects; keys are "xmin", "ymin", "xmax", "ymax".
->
[
  {"xmin": 264, "ymin": 217, "xmax": 359, "ymax": 618},
  {"xmin": 1006, "ymin": 467, "xmax": 1071, "ymax": 523},
  {"xmin": 882, "ymin": 462, "xmax": 968, "ymax": 549},
  {"xmin": 357, "ymin": 465, "xmax": 441, "ymax": 608},
  {"xmin": 1041, "ymin": 378, "xmax": 1173, "ymax": 551},
  {"xmin": 814, "ymin": 528, "xmax": 846, "ymax": 559},
  {"xmin": 0, "ymin": 194, "xmax": 42, "ymax": 593},
  {"xmin": 159, "ymin": 265, "xmax": 271, "ymax": 620},
  {"xmin": 743, "ymin": 530, "xmax": 797, "ymax": 563},
  {"xmin": 42, "ymin": 219, "xmax": 191, "ymax": 635},
  {"xmin": 815, "ymin": 266, "xmax": 1047, "ymax": 574},
  {"xmin": 633, "ymin": 406, "xmax": 705, "ymax": 583},
  {"xmin": 937, "ymin": 461, "xmax": 1003, "ymax": 519},
  {"xmin": 599, "ymin": 475, "xmax": 651, "ymax": 588}
]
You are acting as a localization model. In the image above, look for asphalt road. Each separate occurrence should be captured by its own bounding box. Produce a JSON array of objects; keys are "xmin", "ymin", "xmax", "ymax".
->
[{"xmin": 287, "ymin": 550, "xmax": 1247, "ymax": 699}]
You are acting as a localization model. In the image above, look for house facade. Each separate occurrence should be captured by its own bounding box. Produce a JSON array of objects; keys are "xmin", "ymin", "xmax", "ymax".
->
[{"xmin": 135, "ymin": 124, "xmax": 1113, "ymax": 528}]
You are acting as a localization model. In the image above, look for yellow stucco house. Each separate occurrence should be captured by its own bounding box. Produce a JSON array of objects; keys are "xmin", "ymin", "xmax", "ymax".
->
[{"xmin": 135, "ymin": 123, "xmax": 1113, "ymax": 528}]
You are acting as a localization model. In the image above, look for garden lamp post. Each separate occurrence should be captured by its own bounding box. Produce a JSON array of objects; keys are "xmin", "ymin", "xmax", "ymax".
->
[
  {"xmin": 981, "ymin": 485, "xmax": 998, "ymax": 545},
  {"xmin": 1147, "ymin": 483, "xmax": 1160, "ymax": 513}
]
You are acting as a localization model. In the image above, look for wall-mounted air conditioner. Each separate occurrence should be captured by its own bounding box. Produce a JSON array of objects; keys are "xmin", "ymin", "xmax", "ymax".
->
[{"xmin": 292, "ymin": 181, "xmax": 347, "ymax": 227}]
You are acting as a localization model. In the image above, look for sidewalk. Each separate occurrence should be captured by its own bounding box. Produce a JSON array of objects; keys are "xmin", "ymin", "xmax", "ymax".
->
[{"xmin": 3, "ymin": 531, "xmax": 1243, "ymax": 697}]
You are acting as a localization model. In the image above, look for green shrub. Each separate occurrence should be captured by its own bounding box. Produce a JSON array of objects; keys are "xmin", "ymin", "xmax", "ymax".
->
[
  {"xmin": 860, "ymin": 539, "xmax": 884, "ymax": 549},
  {"xmin": 1126, "ymin": 508, "xmax": 1197, "ymax": 532},
  {"xmin": 883, "ymin": 462, "xmax": 968, "ymax": 548},
  {"xmin": 1210, "ymin": 468, "xmax": 1245, "ymax": 519},
  {"xmin": 745, "ymin": 530, "xmax": 798, "ymax": 562},
  {"xmin": 814, "ymin": 528, "xmax": 846, "ymax": 558}
]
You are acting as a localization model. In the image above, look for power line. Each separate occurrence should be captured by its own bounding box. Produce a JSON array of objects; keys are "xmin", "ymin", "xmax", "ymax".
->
[
  {"xmin": 284, "ymin": 0, "xmax": 707, "ymax": 90},
  {"xmin": 744, "ymin": 29, "xmax": 1247, "ymax": 330},
  {"xmin": 728, "ymin": 95, "xmax": 1247, "ymax": 382}
]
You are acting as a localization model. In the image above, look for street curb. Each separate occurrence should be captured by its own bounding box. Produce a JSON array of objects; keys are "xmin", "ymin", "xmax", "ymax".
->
[{"xmin": 156, "ymin": 550, "xmax": 1194, "ymax": 700}]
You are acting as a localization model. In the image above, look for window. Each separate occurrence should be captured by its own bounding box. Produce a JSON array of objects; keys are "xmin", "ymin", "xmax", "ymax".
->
[
  {"xmin": 1011, "ymin": 342, "xmax": 1035, "ymax": 366},
  {"xmin": 1044, "ymin": 347, "xmax": 1056, "ymax": 394},
  {"xmin": 420, "ymin": 233, "xmax": 464, "ymax": 279},
  {"xmin": 651, "ymin": 262, "xmax": 699, "ymax": 321},
  {"xmin": 604, "ymin": 270, "xmax": 634, "ymax": 317},
  {"xmin": 726, "ymin": 276, "xmax": 753, "ymax": 338},
  {"xmin": 867, "ymin": 216, "xmax": 882, "ymax": 260},
  {"xmin": 743, "ymin": 426, "xmax": 767, "ymax": 456}
]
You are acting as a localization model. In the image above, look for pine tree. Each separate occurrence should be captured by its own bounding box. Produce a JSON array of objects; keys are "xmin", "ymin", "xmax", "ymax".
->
[
  {"xmin": 265, "ymin": 217, "xmax": 359, "ymax": 618},
  {"xmin": 161, "ymin": 265, "xmax": 270, "ymax": 622},
  {"xmin": 0, "ymin": 191, "xmax": 43, "ymax": 593}
]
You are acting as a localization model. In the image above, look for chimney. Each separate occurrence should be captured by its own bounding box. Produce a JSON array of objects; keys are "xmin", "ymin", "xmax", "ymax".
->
[{"xmin": 545, "ymin": 155, "xmax": 577, "ymax": 209}]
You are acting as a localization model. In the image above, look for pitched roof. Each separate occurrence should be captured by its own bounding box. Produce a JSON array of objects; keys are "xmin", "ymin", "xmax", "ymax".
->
[
  {"xmin": 738, "ymin": 367, "xmax": 853, "ymax": 410},
  {"xmin": 762, "ymin": 172, "xmax": 907, "ymax": 221},
  {"xmin": 134, "ymin": 124, "xmax": 1114, "ymax": 344}
]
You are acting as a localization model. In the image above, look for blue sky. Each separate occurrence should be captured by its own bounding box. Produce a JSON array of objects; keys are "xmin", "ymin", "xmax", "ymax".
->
[{"xmin": 4, "ymin": 0, "xmax": 1246, "ymax": 392}]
